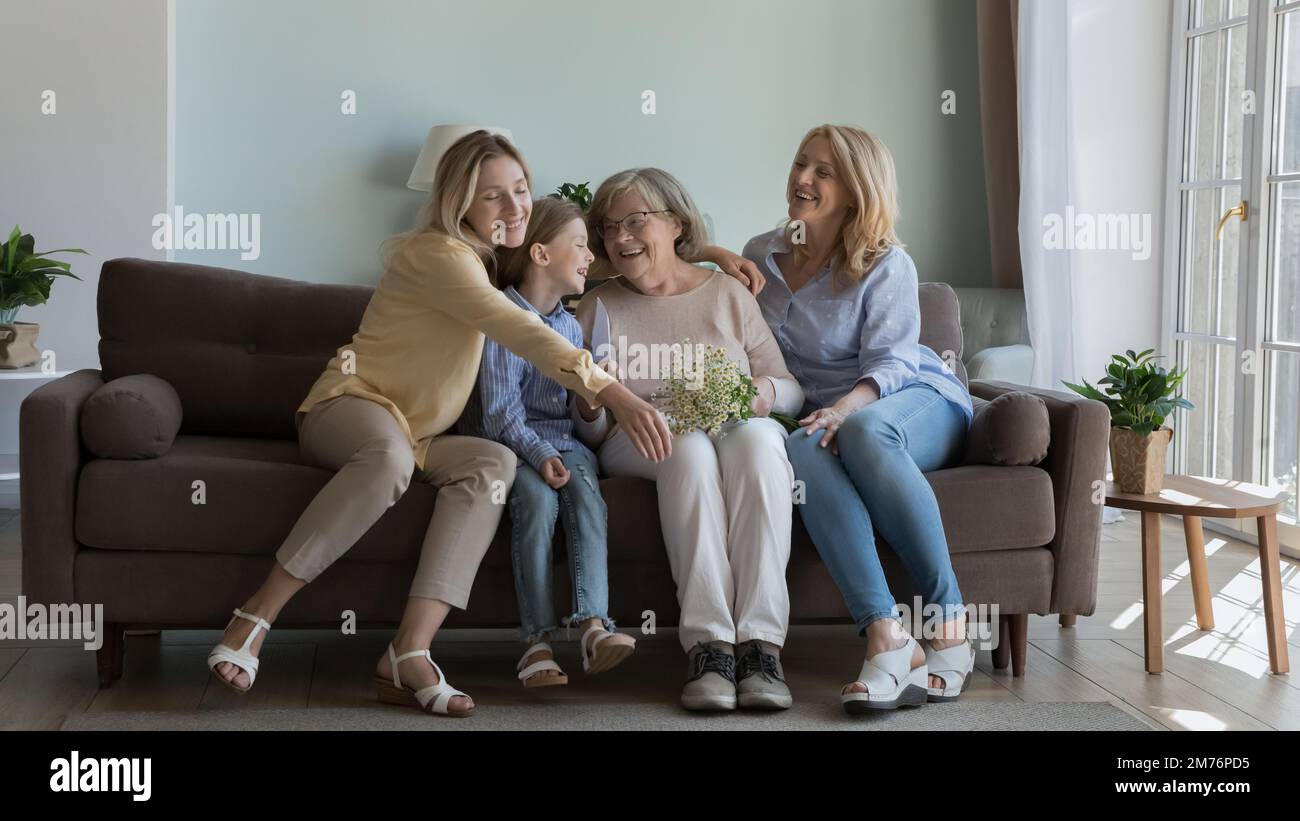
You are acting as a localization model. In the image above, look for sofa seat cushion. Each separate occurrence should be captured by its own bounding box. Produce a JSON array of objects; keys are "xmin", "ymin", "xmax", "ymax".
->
[
  {"xmin": 75, "ymin": 438, "xmax": 1052, "ymax": 565},
  {"xmin": 75, "ymin": 434, "xmax": 438, "ymax": 563},
  {"xmin": 74, "ymin": 436, "xmax": 672, "ymax": 567}
]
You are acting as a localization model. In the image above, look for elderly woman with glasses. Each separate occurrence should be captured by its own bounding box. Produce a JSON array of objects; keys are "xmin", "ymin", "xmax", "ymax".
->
[{"xmin": 571, "ymin": 168, "xmax": 804, "ymax": 713}]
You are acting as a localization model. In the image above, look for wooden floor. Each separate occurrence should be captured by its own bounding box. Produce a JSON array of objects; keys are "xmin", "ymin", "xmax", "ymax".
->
[{"xmin": 1, "ymin": 508, "xmax": 1297, "ymax": 731}]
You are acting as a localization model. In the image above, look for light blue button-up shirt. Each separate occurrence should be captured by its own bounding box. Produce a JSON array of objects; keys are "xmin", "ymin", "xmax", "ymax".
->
[{"xmin": 741, "ymin": 229, "xmax": 972, "ymax": 422}]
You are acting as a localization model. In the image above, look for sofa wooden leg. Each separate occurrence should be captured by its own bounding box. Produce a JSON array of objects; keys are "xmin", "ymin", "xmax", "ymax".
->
[
  {"xmin": 1008, "ymin": 614, "xmax": 1028, "ymax": 677},
  {"xmin": 96, "ymin": 623, "xmax": 124, "ymax": 688},
  {"xmin": 1059, "ymin": 614, "xmax": 1076, "ymax": 627},
  {"xmin": 992, "ymin": 614, "xmax": 1010, "ymax": 670}
]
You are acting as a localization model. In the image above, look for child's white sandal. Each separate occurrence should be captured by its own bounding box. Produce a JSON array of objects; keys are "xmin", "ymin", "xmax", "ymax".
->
[{"xmin": 517, "ymin": 641, "xmax": 568, "ymax": 687}]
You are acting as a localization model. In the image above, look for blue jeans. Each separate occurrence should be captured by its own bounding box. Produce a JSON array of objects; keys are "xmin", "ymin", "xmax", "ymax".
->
[
  {"xmin": 507, "ymin": 446, "xmax": 615, "ymax": 643},
  {"xmin": 785, "ymin": 382, "xmax": 969, "ymax": 633}
]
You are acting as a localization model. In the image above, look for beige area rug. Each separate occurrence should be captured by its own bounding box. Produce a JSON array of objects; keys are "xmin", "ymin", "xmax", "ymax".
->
[{"xmin": 61, "ymin": 701, "xmax": 1152, "ymax": 731}]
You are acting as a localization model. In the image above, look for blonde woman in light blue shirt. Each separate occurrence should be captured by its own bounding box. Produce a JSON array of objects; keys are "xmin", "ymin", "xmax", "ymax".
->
[{"xmin": 716, "ymin": 125, "xmax": 976, "ymax": 713}]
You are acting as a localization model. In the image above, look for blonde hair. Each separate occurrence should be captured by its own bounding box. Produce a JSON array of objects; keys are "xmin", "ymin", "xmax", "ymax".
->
[
  {"xmin": 494, "ymin": 197, "xmax": 586, "ymax": 291},
  {"xmin": 788, "ymin": 124, "xmax": 901, "ymax": 287},
  {"xmin": 381, "ymin": 130, "xmax": 532, "ymax": 270},
  {"xmin": 586, "ymin": 168, "xmax": 709, "ymax": 262}
]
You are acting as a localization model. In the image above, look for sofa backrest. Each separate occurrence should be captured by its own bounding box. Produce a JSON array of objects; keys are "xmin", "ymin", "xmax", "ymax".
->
[
  {"xmin": 952, "ymin": 286, "xmax": 1028, "ymax": 364},
  {"xmin": 97, "ymin": 260, "xmax": 968, "ymax": 440},
  {"xmin": 98, "ymin": 258, "xmax": 372, "ymax": 439}
]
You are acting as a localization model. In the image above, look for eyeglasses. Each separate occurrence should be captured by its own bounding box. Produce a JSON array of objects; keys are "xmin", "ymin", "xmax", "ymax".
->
[{"xmin": 596, "ymin": 209, "xmax": 672, "ymax": 239}]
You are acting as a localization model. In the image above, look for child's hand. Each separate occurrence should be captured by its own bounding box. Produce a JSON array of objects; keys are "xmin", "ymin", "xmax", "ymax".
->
[{"xmin": 541, "ymin": 457, "xmax": 570, "ymax": 488}]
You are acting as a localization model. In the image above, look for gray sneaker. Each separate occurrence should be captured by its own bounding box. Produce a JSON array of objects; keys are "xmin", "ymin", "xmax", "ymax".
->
[
  {"xmin": 735, "ymin": 640, "xmax": 792, "ymax": 710},
  {"xmin": 681, "ymin": 641, "xmax": 736, "ymax": 711}
]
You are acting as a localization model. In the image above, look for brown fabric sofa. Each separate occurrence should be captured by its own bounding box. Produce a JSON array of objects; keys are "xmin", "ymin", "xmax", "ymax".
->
[{"xmin": 20, "ymin": 258, "xmax": 1109, "ymax": 687}]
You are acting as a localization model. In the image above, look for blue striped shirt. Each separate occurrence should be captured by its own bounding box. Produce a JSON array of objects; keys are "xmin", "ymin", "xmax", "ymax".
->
[
  {"xmin": 742, "ymin": 229, "xmax": 973, "ymax": 422},
  {"xmin": 458, "ymin": 286, "xmax": 591, "ymax": 471}
]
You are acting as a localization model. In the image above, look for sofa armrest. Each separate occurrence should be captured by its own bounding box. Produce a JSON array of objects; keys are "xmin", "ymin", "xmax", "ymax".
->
[
  {"xmin": 20, "ymin": 369, "xmax": 105, "ymax": 604},
  {"xmin": 966, "ymin": 344, "xmax": 1034, "ymax": 384},
  {"xmin": 970, "ymin": 379, "xmax": 1109, "ymax": 616}
]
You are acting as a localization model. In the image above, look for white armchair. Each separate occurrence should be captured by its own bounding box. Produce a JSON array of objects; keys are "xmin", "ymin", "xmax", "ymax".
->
[{"xmin": 953, "ymin": 287, "xmax": 1034, "ymax": 384}]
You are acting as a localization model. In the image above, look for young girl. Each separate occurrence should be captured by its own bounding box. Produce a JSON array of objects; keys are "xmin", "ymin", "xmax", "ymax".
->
[{"xmin": 459, "ymin": 197, "xmax": 636, "ymax": 687}]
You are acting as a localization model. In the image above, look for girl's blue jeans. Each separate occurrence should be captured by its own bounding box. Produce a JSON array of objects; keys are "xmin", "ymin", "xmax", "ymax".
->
[
  {"xmin": 507, "ymin": 445, "xmax": 615, "ymax": 643},
  {"xmin": 785, "ymin": 382, "xmax": 969, "ymax": 634}
]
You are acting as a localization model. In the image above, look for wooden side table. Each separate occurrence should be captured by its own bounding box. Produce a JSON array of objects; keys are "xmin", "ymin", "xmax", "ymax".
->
[{"xmin": 1105, "ymin": 475, "xmax": 1291, "ymax": 675}]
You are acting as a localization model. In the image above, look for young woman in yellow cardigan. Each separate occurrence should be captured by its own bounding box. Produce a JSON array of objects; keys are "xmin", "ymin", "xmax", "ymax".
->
[{"xmin": 206, "ymin": 131, "xmax": 672, "ymax": 716}]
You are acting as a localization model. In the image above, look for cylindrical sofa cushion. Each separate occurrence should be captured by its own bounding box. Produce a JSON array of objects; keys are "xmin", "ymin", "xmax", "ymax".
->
[
  {"xmin": 964, "ymin": 390, "xmax": 1050, "ymax": 466},
  {"xmin": 80, "ymin": 374, "xmax": 184, "ymax": 459}
]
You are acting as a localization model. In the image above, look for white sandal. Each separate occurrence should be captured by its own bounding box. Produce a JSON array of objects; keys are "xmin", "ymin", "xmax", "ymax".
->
[
  {"xmin": 924, "ymin": 640, "xmax": 975, "ymax": 702},
  {"xmin": 206, "ymin": 608, "xmax": 271, "ymax": 694},
  {"xmin": 517, "ymin": 641, "xmax": 568, "ymax": 688},
  {"xmin": 373, "ymin": 643, "xmax": 473, "ymax": 717},
  {"xmin": 579, "ymin": 625, "xmax": 636, "ymax": 675},
  {"xmin": 841, "ymin": 635, "xmax": 929, "ymax": 714}
]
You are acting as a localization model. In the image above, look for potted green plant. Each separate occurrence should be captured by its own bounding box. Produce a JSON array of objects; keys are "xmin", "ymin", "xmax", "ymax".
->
[
  {"xmin": 0, "ymin": 226, "xmax": 85, "ymax": 368},
  {"xmin": 1064, "ymin": 349, "xmax": 1194, "ymax": 494}
]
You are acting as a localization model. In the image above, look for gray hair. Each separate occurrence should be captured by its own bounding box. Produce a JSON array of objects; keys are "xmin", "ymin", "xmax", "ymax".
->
[{"xmin": 586, "ymin": 167, "xmax": 710, "ymax": 261}]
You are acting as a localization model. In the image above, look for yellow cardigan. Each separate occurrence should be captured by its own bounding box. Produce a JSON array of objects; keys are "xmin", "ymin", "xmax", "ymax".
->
[{"xmin": 298, "ymin": 230, "xmax": 617, "ymax": 470}]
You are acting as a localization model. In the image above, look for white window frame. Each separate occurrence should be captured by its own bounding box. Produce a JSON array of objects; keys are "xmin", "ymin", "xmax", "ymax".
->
[{"xmin": 1163, "ymin": 0, "xmax": 1300, "ymax": 557}]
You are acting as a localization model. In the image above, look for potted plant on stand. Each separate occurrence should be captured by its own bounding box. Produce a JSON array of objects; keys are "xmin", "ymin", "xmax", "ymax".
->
[
  {"xmin": 1065, "ymin": 349, "xmax": 1194, "ymax": 494},
  {"xmin": 0, "ymin": 226, "xmax": 84, "ymax": 368}
]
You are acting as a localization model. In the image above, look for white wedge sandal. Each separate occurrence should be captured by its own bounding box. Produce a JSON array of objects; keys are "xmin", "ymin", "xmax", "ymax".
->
[
  {"xmin": 373, "ymin": 643, "xmax": 473, "ymax": 717},
  {"xmin": 840, "ymin": 635, "xmax": 929, "ymax": 714},
  {"xmin": 206, "ymin": 607, "xmax": 272, "ymax": 694},
  {"xmin": 517, "ymin": 641, "xmax": 568, "ymax": 688},
  {"xmin": 923, "ymin": 640, "xmax": 975, "ymax": 703}
]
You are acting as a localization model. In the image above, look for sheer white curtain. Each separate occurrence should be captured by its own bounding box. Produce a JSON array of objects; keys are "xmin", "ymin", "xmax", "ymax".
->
[{"xmin": 1018, "ymin": 0, "xmax": 1081, "ymax": 390}]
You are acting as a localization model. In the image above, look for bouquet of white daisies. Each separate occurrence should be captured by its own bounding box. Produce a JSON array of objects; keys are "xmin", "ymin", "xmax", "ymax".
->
[{"xmin": 650, "ymin": 339, "xmax": 798, "ymax": 435}]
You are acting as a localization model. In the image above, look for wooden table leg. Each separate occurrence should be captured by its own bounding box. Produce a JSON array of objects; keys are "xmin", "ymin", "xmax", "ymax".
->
[
  {"xmin": 1142, "ymin": 511, "xmax": 1163, "ymax": 674},
  {"xmin": 1257, "ymin": 515, "xmax": 1291, "ymax": 674},
  {"xmin": 1182, "ymin": 515, "xmax": 1215, "ymax": 631}
]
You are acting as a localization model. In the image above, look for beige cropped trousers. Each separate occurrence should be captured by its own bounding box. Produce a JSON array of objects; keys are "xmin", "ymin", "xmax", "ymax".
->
[{"xmin": 274, "ymin": 395, "xmax": 517, "ymax": 608}]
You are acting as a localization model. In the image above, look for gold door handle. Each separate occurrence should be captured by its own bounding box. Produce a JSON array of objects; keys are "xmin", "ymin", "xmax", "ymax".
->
[{"xmin": 1216, "ymin": 199, "xmax": 1248, "ymax": 240}]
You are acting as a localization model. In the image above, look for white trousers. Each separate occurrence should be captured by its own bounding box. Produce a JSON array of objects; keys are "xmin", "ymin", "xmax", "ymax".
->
[{"xmin": 598, "ymin": 417, "xmax": 794, "ymax": 652}]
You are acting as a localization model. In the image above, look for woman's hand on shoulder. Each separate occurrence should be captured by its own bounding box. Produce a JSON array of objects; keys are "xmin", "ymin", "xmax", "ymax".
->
[{"xmin": 696, "ymin": 244, "xmax": 765, "ymax": 296}]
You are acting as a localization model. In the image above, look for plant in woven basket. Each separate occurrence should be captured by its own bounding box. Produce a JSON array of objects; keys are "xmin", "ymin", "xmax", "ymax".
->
[
  {"xmin": 651, "ymin": 340, "xmax": 762, "ymax": 437},
  {"xmin": 1064, "ymin": 349, "xmax": 1194, "ymax": 494}
]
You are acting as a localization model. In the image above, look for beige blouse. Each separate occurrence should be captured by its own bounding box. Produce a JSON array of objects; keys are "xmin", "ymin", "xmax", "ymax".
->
[
  {"xmin": 571, "ymin": 269, "xmax": 803, "ymax": 445},
  {"xmin": 299, "ymin": 230, "xmax": 617, "ymax": 469}
]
